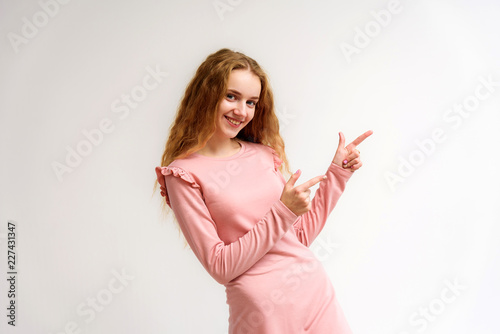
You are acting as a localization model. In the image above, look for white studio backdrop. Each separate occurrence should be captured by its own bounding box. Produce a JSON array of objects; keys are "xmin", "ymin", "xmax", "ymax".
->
[{"xmin": 1, "ymin": 0, "xmax": 499, "ymax": 333}]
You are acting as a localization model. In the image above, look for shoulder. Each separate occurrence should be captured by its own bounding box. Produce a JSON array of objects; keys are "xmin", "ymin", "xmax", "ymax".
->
[
  {"xmin": 155, "ymin": 164, "xmax": 200, "ymax": 189},
  {"xmin": 155, "ymin": 154, "xmax": 204, "ymax": 190},
  {"xmin": 155, "ymin": 161, "xmax": 201, "ymax": 205}
]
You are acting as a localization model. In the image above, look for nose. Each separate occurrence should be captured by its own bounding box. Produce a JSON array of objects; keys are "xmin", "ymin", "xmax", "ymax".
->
[{"xmin": 233, "ymin": 101, "xmax": 248, "ymax": 118}]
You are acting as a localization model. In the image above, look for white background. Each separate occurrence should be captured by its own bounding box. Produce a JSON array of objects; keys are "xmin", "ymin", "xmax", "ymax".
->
[{"xmin": 1, "ymin": 0, "xmax": 499, "ymax": 333}]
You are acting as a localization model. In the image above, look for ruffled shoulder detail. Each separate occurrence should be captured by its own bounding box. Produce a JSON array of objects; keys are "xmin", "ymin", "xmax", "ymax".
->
[
  {"xmin": 155, "ymin": 166, "xmax": 200, "ymax": 204},
  {"xmin": 265, "ymin": 146, "xmax": 282, "ymax": 171},
  {"xmin": 272, "ymin": 150, "xmax": 283, "ymax": 171}
]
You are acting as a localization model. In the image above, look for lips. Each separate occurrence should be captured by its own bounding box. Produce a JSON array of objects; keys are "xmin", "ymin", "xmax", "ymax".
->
[{"xmin": 225, "ymin": 116, "xmax": 242, "ymax": 127}]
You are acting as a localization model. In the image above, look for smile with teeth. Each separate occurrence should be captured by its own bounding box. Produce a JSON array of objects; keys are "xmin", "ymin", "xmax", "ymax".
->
[{"xmin": 225, "ymin": 116, "xmax": 242, "ymax": 127}]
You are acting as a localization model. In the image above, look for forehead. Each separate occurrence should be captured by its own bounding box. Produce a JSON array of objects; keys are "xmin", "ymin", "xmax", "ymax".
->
[{"xmin": 227, "ymin": 69, "xmax": 261, "ymax": 97}]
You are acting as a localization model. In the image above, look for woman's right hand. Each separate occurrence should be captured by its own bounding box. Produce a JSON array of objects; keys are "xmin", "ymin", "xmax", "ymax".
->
[{"xmin": 280, "ymin": 170, "xmax": 327, "ymax": 216}]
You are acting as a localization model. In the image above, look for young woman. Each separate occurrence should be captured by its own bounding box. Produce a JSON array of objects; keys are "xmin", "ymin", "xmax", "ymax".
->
[{"xmin": 155, "ymin": 48, "xmax": 372, "ymax": 333}]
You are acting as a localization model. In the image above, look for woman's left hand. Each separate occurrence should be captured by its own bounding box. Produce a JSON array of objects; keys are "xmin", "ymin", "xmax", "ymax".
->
[{"xmin": 332, "ymin": 130, "xmax": 373, "ymax": 172}]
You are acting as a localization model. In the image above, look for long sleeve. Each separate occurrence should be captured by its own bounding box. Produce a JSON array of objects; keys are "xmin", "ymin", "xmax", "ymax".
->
[
  {"xmin": 157, "ymin": 166, "xmax": 299, "ymax": 285},
  {"xmin": 292, "ymin": 162, "xmax": 353, "ymax": 247}
]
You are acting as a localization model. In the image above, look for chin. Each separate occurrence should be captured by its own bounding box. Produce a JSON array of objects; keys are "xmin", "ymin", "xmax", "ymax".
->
[
  {"xmin": 225, "ymin": 129, "xmax": 242, "ymax": 139},
  {"xmin": 221, "ymin": 123, "xmax": 247, "ymax": 139}
]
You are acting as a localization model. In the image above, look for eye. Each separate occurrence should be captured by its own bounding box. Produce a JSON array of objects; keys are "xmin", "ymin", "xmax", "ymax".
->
[
  {"xmin": 226, "ymin": 94, "xmax": 236, "ymax": 100},
  {"xmin": 246, "ymin": 100, "xmax": 257, "ymax": 107}
]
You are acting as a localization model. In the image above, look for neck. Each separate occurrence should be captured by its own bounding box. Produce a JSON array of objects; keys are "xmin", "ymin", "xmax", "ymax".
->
[{"xmin": 198, "ymin": 136, "xmax": 241, "ymax": 158}]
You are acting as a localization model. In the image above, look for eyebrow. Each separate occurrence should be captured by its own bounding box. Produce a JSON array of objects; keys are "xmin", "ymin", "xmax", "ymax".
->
[{"xmin": 227, "ymin": 89, "xmax": 260, "ymax": 100}]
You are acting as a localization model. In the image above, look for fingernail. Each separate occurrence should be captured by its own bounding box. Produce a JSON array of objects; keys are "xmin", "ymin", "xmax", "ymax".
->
[
  {"xmin": 322, "ymin": 175, "xmax": 327, "ymax": 180},
  {"xmin": 343, "ymin": 159, "xmax": 348, "ymax": 165},
  {"xmin": 295, "ymin": 169, "xmax": 300, "ymax": 174}
]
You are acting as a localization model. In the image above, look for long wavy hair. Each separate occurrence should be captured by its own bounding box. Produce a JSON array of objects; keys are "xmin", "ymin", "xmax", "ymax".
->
[{"xmin": 154, "ymin": 48, "xmax": 291, "ymax": 214}]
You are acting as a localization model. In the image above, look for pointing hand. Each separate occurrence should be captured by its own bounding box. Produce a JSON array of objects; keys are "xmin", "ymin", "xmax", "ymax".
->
[
  {"xmin": 332, "ymin": 130, "xmax": 373, "ymax": 172},
  {"xmin": 280, "ymin": 170, "xmax": 326, "ymax": 216}
]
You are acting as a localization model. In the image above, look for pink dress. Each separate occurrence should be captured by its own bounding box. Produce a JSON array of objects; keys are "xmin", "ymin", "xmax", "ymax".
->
[{"xmin": 155, "ymin": 140, "xmax": 353, "ymax": 333}]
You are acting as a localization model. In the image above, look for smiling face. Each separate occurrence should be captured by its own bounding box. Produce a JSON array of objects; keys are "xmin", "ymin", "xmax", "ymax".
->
[{"xmin": 213, "ymin": 69, "xmax": 261, "ymax": 140}]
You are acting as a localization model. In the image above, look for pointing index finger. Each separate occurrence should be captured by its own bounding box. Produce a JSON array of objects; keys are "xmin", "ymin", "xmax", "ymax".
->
[
  {"xmin": 295, "ymin": 175, "xmax": 327, "ymax": 191},
  {"xmin": 348, "ymin": 130, "xmax": 373, "ymax": 148}
]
